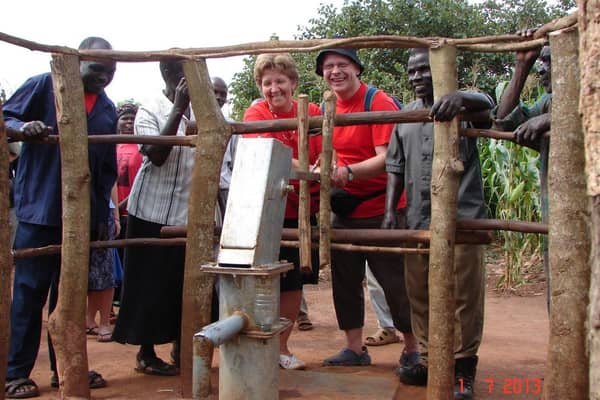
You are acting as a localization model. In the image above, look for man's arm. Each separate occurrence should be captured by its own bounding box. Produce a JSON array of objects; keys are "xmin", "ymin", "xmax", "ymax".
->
[
  {"xmin": 513, "ymin": 113, "xmax": 550, "ymax": 151},
  {"xmin": 381, "ymin": 172, "xmax": 404, "ymax": 229},
  {"xmin": 496, "ymin": 52, "xmax": 539, "ymax": 119},
  {"xmin": 3, "ymin": 75, "xmax": 53, "ymax": 139},
  {"xmin": 430, "ymin": 91, "xmax": 494, "ymax": 122},
  {"xmin": 141, "ymin": 77, "xmax": 190, "ymax": 166},
  {"xmin": 331, "ymin": 145, "xmax": 387, "ymax": 188}
]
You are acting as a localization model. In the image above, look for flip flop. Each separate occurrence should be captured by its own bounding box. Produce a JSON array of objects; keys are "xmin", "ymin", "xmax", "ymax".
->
[
  {"xmin": 364, "ymin": 327, "xmax": 400, "ymax": 346},
  {"xmin": 50, "ymin": 370, "xmax": 107, "ymax": 389},
  {"xmin": 5, "ymin": 378, "xmax": 39, "ymax": 399}
]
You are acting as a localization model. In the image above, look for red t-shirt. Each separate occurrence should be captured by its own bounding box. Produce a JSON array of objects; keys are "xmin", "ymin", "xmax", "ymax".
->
[
  {"xmin": 116, "ymin": 143, "xmax": 143, "ymax": 216},
  {"xmin": 84, "ymin": 93, "xmax": 98, "ymax": 114},
  {"xmin": 243, "ymin": 100, "xmax": 322, "ymax": 219},
  {"xmin": 334, "ymin": 83, "xmax": 406, "ymax": 218}
]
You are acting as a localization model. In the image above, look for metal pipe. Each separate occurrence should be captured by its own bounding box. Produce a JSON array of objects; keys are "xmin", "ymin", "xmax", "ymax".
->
[{"xmin": 192, "ymin": 312, "xmax": 249, "ymax": 399}]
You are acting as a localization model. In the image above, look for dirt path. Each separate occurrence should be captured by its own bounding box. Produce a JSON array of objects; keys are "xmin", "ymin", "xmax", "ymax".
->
[{"xmin": 28, "ymin": 279, "xmax": 548, "ymax": 399}]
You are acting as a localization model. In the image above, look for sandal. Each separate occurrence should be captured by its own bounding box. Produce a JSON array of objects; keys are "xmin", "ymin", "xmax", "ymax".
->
[
  {"xmin": 86, "ymin": 326, "xmax": 99, "ymax": 336},
  {"xmin": 5, "ymin": 378, "xmax": 39, "ymax": 399},
  {"xmin": 364, "ymin": 327, "xmax": 400, "ymax": 346},
  {"xmin": 297, "ymin": 314, "xmax": 314, "ymax": 331},
  {"xmin": 96, "ymin": 326, "xmax": 113, "ymax": 343},
  {"xmin": 135, "ymin": 356, "xmax": 178, "ymax": 376},
  {"xmin": 50, "ymin": 370, "xmax": 107, "ymax": 389}
]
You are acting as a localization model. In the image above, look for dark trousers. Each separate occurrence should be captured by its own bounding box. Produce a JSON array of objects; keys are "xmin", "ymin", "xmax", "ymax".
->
[
  {"xmin": 8, "ymin": 222, "xmax": 61, "ymax": 380},
  {"xmin": 331, "ymin": 212, "xmax": 412, "ymax": 333}
]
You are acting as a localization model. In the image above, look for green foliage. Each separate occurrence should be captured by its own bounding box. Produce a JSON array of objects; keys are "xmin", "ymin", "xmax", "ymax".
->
[
  {"xmin": 229, "ymin": 0, "xmax": 574, "ymax": 115},
  {"xmin": 228, "ymin": 0, "xmax": 574, "ymax": 288},
  {"xmin": 479, "ymin": 138, "xmax": 543, "ymax": 288}
]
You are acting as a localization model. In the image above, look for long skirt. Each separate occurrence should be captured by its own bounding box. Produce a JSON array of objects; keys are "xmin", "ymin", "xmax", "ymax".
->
[{"xmin": 112, "ymin": 215, "xmax": 185, "ymax": 345}]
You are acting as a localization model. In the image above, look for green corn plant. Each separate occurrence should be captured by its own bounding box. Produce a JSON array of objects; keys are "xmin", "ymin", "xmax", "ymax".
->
[{"xmin": 479, "ymin": 138, "xmax": 543, "ymax": 289}]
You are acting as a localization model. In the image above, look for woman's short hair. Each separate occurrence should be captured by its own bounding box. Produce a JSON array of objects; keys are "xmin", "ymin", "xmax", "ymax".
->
[{"xmin": 253, "ymin": 53, "xmax": 299, "ymax": 87}]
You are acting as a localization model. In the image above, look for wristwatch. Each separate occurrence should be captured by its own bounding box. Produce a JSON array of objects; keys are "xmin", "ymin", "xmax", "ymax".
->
[{"xmin": 345, "ymin": 165, "xmax": 354, "ymax": 181}]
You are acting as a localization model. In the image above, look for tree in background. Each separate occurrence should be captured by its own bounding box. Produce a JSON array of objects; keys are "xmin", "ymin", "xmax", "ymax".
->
[
  {"xmin": 229, "ymin": 0, "xmax": 574, "ymax": 289},
  {"xmin": 230, "ymin": 0, "xmax": 573, "ymax": 118}
]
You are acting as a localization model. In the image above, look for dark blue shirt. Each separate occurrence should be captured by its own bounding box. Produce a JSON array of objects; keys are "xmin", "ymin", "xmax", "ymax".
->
[{"xmin": 3, "ymin": 73, "xmax": 117, "ymax": 228}]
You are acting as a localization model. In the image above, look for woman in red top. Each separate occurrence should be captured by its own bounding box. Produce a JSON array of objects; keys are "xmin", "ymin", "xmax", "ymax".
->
[{"xmin": 243, "ymin": 53, "xmax": 321, "ymax": 370}]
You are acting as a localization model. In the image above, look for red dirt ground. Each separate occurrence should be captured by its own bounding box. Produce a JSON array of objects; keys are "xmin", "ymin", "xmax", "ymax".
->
[{"xmin": 28, "ymin": 269, "xmax": 548, "ymax": 399}]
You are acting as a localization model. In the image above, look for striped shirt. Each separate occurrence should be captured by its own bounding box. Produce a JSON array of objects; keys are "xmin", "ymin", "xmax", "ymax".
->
[{"xmin": 127, "ymin": 96, "xmax": 195, "ymax": 226}]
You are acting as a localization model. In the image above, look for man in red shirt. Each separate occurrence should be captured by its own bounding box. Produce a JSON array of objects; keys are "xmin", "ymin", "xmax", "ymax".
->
[{"xmin": 315, "ymin": 48, "xmax": 418, "ymax": 368}]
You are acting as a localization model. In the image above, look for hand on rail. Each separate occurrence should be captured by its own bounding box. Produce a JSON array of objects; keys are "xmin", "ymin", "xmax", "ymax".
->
[
  {"xmin": 516, "ymin": 28, "xmax": 541, "ymax": 63},
  {"xmin": 430, "ymin": 92, "xmax": 466, "ymax": 121},
  {"xmin": 21, "ymin": 121, "xmax": 53, "ymax": 139}
]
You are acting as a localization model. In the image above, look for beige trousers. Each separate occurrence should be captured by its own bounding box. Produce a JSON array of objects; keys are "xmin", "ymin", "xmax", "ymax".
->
[{"xmin": 404, "ymin": 244, "xmax": 485, "ymax": 363}]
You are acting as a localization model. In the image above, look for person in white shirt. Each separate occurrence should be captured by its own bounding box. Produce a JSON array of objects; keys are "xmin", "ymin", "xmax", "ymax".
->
[{"xmin": 112, "ymin": 60, "xmax": 195, "ymax": 376}]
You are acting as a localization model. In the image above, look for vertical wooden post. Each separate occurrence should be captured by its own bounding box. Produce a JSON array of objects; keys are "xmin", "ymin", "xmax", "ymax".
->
[
  {"xmin": 46, "ymin": 54, "xmax": 91, "ymax": 399},
  {"xmin": 297, "ymin": 95, "xmax": 312, "ymax": 273},
  {"xmin": 319, "ymin": 91, "xmax": 335, "ymax": 269},
  {"xmin": 578, "ymin": 3, "xmax": 600, "ymax": 398},
  {"xmin": 427, "ymin": 44, "xmax": 461, "ymax": 400},
  {"xmin": 0, "ymin": 101, "xmax": 12, "ymax": 400},
  {"xmin": 543, "ymin": 28, "xmax": 590, "ymax": 400},
  {"xmin": 181, "ymin": 59, "xmax": 230, "ymax": 398}
]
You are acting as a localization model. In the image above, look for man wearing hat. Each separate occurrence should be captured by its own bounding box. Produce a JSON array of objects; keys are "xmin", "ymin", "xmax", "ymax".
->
[{"xmin": 315, "ymin": 48, "xmax": 418, "ymax": 368}]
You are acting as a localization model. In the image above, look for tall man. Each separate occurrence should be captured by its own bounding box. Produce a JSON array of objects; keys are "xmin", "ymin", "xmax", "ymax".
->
[
  {"xmin": 315, "ymin": 48, "xmax": 418, "ymax": 368},
  {"xmin": 383, "ymin": 48, "xmax": 493, "ymax": 400},
  {"xmin": 492, "ymin": 32, "xmax": 552, "ymax": 310},
  {"xmin": 3, "ymin": 37, "xmax": 117, "ymax": 399}
]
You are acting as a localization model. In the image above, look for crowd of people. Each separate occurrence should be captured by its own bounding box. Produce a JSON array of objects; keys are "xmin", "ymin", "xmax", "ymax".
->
[{"xmin": 3, "ymin": 29, "xmax": 553, "ymax": 400}]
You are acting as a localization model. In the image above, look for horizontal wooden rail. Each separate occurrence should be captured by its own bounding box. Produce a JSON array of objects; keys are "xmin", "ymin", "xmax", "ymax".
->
[
  {"xmin": 9, "ymin": 125, "xmax": 546, "ymax": 147},
  {"xmin": 0, "ymin": 13, "xmax": 575, "ymax": 61},
  {"xmin": 12, "ymin": 227, "xmax": 493, "ymax": 260}
]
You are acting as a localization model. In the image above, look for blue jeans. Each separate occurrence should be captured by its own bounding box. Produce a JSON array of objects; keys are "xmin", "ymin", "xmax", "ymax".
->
[{"xmin": 7, "ymin": 222, "xmax": 61, "ymax": 380}]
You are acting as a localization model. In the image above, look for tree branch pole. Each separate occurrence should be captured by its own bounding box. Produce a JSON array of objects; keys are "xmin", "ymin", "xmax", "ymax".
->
[
  {"xmin": 180, "ymin": 60, "xmax": 229, "ymax": 398},
  {"xmin": 578, "ymin": 2, "xmax": 600, "ymax": 398},
  {"xmin": 297, "ymin": 95, "xmax": 312, "ymax": 274},
  {"xmin": 0, "ymin": 11, "xmax": 577, "ymax": 62},
  {"xmin": 319, "ymin": 91, "xmax": 336, "ymax": 269},
  {"xmin": 0, "ymin": 101, "xmax": 12, "ymax": 400},
  {"xmin": 427, "ymin": 44, "xmax": 461, "ymax": 400},
  {"xmin": 46, "ymin": 54, "xmax": 91, "ymax": 399},
  {"xmin": 543, "ymin": 28, "xmax": 591, "ymax": 400},
  {"xmin": 8, "ymin": 109, "xmax": 492, "ymax": 145}
]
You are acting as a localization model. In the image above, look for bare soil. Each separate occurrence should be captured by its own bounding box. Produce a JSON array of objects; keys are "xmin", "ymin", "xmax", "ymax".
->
[{"xmin": 28, "ymin": 261, "xmax": 548, "ymax": 399}]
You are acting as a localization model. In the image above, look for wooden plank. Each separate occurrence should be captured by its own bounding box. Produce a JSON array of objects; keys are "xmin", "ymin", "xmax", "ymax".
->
[
  {"xmin": 180, "ymin": 59, "xmax": 229, "ymax": 398},
  {"xmin": 0, "ymin": 100, "xmax": 11, "ymax": 400},
  {"xmin": 297, "ymin": 95, "xmax": 312, "ymax": 274},
  {"xmin": 319, "ymin": 91, "xmax": 336, "ymax": 269},
  {"xmin": 579, "ymin": 2, "xmax": 600, "ymax": 398},
  {"xmin": 543, "ymin": 28, "xmax": 590, "ymax": 400},
  {"xmin": 46, "ymin": 53, "xmax": 90, "ymax": 399},
  {"xmin": 427, "ymin": 45, "xmax": 461, "ymax": 400}
]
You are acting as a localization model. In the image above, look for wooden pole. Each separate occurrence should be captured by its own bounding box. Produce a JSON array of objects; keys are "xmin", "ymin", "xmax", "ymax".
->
[
  {"xmin": 427, "ymin": 44, "xmax": 461, "ymax": 400},
  {"xmin": 579, "ymin": 2, "xmax": 600, "ymax": 399},
  {"xmin": 297, "ymin": 95, "xmax": 312, "ymax": 274},
  {"xmin": 0, "ymin": 101, "xmax": 11, "ymax": 400},
  {"xmin": 543, "ymin": 28, "xmax": 591, "ymax": 400},
  {"xmin": 319, "ymin": 91, "xmax": 336, "ymax": 269},
  {"xmin": 46, "ymin": 54, "xmax": 90, "ymax": 399},
  {"xmin": 180, "ymin": 59, "xmax": 229, "ymax": 398}
]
